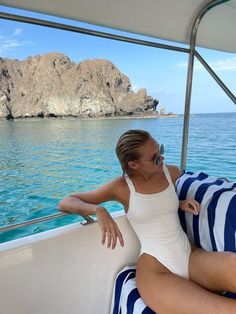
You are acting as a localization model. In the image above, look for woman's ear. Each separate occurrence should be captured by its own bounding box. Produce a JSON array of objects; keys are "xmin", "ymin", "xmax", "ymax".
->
[{"xmin": 127, "ymin": 161, "xmax": 138, "ymax": 170}]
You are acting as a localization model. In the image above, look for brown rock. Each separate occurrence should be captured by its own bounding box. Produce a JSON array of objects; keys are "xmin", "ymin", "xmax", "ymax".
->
[{"xmin": 0, "ymin": 53, "xmax": 159, "ymax": 119}]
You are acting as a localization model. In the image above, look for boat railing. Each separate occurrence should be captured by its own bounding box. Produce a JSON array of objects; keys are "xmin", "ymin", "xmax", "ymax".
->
[{"xmin": 0, "ymin": 212, "xmax": 95, "ymax": 233}]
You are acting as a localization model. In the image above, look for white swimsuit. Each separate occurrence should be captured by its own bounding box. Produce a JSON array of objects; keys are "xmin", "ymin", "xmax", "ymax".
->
[{"xmin": 125, "ymin": 165, "xmax": 191, "ymax": 279}]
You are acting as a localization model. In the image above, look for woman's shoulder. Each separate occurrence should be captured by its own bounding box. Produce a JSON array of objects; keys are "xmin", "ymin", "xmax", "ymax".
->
[
  {"xmin": 106, "ymin": 176, "xmax": 129, "ymax": 194},
  {"xmin": 109, "ymin": 176, "xmax": 127, "ymax": 187},
  {"xmin": 166, "ymin": 164, "xmax": 181, "ymax": 183},
  {"xmin": 109, "ymin": 176, "xmax": 130, "ymax": 206}
]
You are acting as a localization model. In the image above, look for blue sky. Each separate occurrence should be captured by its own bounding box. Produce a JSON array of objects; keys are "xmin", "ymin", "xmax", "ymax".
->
[{"xmin": 0, "ymin": 5, "xmax": 235, "ymax": 114}]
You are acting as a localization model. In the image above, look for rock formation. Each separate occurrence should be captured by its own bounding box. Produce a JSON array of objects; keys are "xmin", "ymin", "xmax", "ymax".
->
[{"xmin": 0, "ymin": 53, "xmax": 158, "ymax": 119}]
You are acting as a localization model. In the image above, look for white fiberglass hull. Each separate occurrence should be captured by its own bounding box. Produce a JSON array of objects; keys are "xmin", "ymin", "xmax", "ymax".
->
[{"xmin": 0, "ymin": 212, "xmax": 140, "ymax": 314}]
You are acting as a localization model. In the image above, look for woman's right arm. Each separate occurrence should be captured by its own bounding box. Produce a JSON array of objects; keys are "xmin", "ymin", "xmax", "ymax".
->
[
  {"xmin": 57, "ymin": 179, "xmax": 125, "ymax": 249},
  {"xmin": 57, "ymin": 193, "xmax": 103, "ymax": 217}
]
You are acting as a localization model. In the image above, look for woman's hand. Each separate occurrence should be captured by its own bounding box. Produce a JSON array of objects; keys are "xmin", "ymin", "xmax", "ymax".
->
[
  {"xmin": 179, "ymin": 199, "xmax": 200, "ymax": 215},
  {"xmin": 95, "ymin": 206, "xmax": 124, "ymax": 249}
]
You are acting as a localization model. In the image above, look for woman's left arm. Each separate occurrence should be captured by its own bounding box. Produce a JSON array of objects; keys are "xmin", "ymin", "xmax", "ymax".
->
[{"xmin": 167, "ymin": 164, "xmax": 200, "ymax": 215}]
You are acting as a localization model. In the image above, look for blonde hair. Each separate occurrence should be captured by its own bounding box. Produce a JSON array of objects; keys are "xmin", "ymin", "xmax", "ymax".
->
[{"xmin": 115, "ymin": 129, "xmax": 151, "ymax": 175}]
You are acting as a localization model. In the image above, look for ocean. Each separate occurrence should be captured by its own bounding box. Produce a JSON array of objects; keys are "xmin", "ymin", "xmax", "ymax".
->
[{"xmin": 0, "ymin": 112, "xmax": 235, "ymax": 243}]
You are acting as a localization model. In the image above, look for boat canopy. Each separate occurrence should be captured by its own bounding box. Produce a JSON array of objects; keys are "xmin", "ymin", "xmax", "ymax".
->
[{"xmin": 0, "ymin": 0, "xmax": 236, "ymax": 53}]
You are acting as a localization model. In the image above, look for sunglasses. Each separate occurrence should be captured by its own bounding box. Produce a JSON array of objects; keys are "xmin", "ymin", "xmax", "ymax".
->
[{"xmin": 154, "ymin": 144, "xmax": 164, "ymax": 166}]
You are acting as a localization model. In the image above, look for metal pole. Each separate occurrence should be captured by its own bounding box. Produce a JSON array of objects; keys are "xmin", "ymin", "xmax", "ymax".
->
[
  {"xmin": 0, "ymin": 212, "xmax": 95, "ymax": 232},
  {"xmin": 0, "ymin": 212, "xmax": 69, "ymax": 232},
  {"xmin": 180, "ymin": 0, "xmax": 230, "ymax": 172},
  {"xmin": 181, "ymin": 50, "xmax": 195, "ymax": 172},
  {"xmin": 195, "ymin": 50, "xmax": 236, "ymax": 104},
  {"xmin": 0, "ymin": 11, "xmax": 189, "ymax": 54}
]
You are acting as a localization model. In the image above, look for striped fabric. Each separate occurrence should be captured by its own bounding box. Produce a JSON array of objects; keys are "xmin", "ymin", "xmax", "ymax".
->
[
  {"xmin": 111, "ymin": 172, "xmax": 236, "ymax": 313},
  {"xmin": 176, "ymin": 171, "xmax": 236, "ymax": 300},
  {"xmin": 176, "ymin": 171, "xmax": 236, "ymax": 252},
  {"xmin": 111, "ymin": 266, "xmax": 155, "ymax": 314}
]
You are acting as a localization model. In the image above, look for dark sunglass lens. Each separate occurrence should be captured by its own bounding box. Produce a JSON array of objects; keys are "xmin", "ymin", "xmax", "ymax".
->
[
  {"xmin": 160, "ymin": 144, "xmax": 164, "ymax": 155},
  {"xmin": 155, "ymin": 155, "xmax": 161, "ymax": 166}
]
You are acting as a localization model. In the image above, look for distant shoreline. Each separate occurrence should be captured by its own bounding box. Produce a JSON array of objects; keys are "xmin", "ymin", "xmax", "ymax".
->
[
  {"xmin": 2, "ymin": 112, "xmax": 235, "ymax": 122},
  {"xmin": 0, "ymin": 114, "xmax": 179, "ymax": 121}
]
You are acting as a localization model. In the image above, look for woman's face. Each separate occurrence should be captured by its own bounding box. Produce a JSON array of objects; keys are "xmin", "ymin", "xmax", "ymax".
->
[{"xmin": 135, "ymin": 137, "xmax": 164, "ymax": 173}]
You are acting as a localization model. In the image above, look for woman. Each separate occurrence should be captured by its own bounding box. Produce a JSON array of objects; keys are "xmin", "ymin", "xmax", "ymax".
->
[{"xmin": 58, "ymin": 129, "xmax": 236, "ymax": 313}]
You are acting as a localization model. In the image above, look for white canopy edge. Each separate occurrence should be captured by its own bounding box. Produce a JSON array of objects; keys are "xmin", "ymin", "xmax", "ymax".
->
[{"xmin": 0, "ymin": 0, "xmax": 235, "ymax": 53}]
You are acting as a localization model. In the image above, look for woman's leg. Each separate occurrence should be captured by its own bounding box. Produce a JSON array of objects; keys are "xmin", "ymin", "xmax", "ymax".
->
[
  {"xmin": 189, "ymin": 248, "xmax": 236, "ymax": 293},
  {"xmin": 136, "ymin": 254, "xmax": 236, "ymax": 314}
]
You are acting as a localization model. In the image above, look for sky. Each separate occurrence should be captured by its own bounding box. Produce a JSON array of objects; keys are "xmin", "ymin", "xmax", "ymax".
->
[{"xmin": 0, "ymin": 5, "xmax": 235, "ymax": 114}]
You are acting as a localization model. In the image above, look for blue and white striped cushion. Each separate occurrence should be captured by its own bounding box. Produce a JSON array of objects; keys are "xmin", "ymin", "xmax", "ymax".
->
[
  {"xmin": 111, "ymin": 266, "xmax": 155, "ymax": 314},
  {"xmin": 176, "ymin": 171, "xmax": 236, "ymax": 252}
]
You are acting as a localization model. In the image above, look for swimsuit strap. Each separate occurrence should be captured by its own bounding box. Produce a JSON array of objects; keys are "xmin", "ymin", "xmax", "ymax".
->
[
  {"xmin": 163, "ymin": 165, "xmax": 174, "ymax": 186},
  {"xmin": 124, "ymin": 174, "xmax": 136, "ymax": 193},
  {"xmin": 125, "ymin": 166, "xmax": 173, "ymax": 193}
]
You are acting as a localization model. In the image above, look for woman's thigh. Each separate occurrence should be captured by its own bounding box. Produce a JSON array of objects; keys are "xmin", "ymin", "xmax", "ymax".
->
[
  {"xmin": 189, "ymin": 248, "xmax": 236, "ymax": 292},
  {"xmin": 136, "ymin": 253, "xmax": 236, "ymax": 314}
]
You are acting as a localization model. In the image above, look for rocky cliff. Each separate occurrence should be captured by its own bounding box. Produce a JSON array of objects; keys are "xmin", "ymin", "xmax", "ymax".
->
[{"xmin": 0, "ymin": 53, "xmax": 158, "ymax": 119}]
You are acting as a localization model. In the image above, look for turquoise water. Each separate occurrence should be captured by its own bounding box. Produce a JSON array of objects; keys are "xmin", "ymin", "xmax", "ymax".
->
[{"xmin": 0, "ymin": 113, "xmax": 235, "ymax": 243}]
